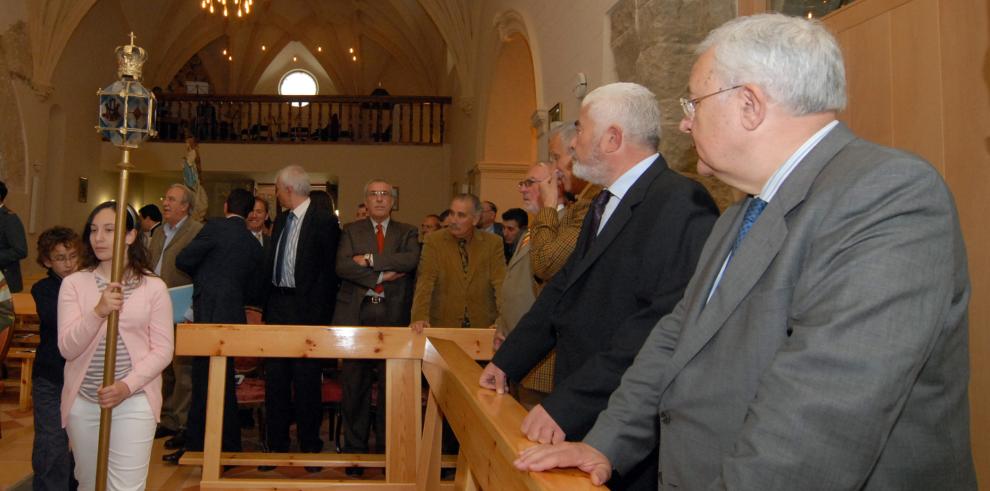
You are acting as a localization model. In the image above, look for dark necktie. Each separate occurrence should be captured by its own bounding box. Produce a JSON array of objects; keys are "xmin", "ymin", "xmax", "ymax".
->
[
  {"xmin": 584, "ymin": 189, "xmax": 612, "ymax": 253},
  {"xmin": 457, "ymin": 239, "xmax": 470, "ymax": 327},
  {"xmin": 373, "ymin": 224, "xmax": 385, "ymax": 294},
  {"xmin": 274, "ymin": 212, "xmax": 296, "ymax": 285}
]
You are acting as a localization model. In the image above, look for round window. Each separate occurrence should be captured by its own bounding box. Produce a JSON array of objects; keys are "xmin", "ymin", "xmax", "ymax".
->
[{"xmin": 278, "ymin": 70, "xmax": 318, "ymax": 107}]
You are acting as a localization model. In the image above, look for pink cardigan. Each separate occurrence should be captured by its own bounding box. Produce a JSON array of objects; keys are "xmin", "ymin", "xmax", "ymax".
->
[{"xmin": 57, "ymin": 271, "xmax": 174, "ymax": 427}]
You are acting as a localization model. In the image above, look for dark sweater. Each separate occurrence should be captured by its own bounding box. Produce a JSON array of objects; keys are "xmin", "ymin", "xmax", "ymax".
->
[{"xmin": 31, "ymin": 269, "xmax": 65, "ymax": 384}]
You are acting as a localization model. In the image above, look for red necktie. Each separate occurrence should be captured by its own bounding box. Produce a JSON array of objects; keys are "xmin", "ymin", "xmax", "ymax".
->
[{"xmin": 374, "ymin": 224, "xmax": 385, "ymax": 294}]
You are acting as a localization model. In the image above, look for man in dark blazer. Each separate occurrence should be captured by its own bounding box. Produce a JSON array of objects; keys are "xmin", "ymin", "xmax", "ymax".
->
[
  {"xmin": 262, "ymin": 165, "xmax": 340, "ymax": 469},
  {"xmin": 0, "ymin": 181, "xmax": 27, "ymax": 293},
  {"xmin": 480, "ymin": 82, "xmax": 719, "ymax": 490},
  {"xmin": 165, "ymin": 188, "xmax": 264, "ymax": 464},
  {"xmin": 515, "ymin": 15, "xmax": 975, "ymax": 491},
  {"xmin": 333, "ymin": 179, "xmax": 419, "ymax": 464}
]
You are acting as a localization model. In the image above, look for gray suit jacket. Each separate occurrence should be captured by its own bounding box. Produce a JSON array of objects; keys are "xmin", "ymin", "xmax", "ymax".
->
[
  {"xmin": 495, "ymin": 231, "xmax": 536, "ymax": 338},
  {"xmin": 584, "ymin": 123, "xmax": 975, "ymax": 490},
  {"xmin": 332, "ymin": 218, "xmax": 420, "ymax": 326}
]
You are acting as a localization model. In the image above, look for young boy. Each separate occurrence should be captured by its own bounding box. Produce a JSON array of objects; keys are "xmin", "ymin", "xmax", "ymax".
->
[{"xmin": 31, "ymin": 226, "xmax": 80, "ymax": 490}]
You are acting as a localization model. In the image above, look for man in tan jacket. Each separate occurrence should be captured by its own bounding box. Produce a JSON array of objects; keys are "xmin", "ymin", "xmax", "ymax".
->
[
  {"xmin": 410, "ymin": 194, "xmax": 505, "ymax": 331},
  {"xmin": 149, "ymin": 183, "xmax": 203, "ymax": 449}
]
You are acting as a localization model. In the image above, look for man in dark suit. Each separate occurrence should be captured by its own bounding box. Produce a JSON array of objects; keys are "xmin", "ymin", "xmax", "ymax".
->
[
  {"xmin": 515, "ymin": 14, "xmax": 975, "ymax": 491},
  {"xmin": 164, "ymin": 188, "xmax": 265, "ymax": 464},
  {"xmin": 262, "ymin": 165, "xmax": 340, "ymax": 470},
  {"xmin": 0, "ymin": 181, "xmax": 27, "ymax": 293},
  {"xmin": 246, "ymin": 196, "xmax": 270, "ymax": 249},
  {"xmin": 480, "ymin": 82, "xmax": 719, "ymax": 489},
  {"xmin": 333, "ymin": 179, "xmax": 419, "ymax": 468}
]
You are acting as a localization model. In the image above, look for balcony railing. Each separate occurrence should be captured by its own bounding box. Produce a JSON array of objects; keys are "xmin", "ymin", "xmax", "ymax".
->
[{"xmin": 152, "ymin": 94, "xmax": 451, "ymax": 145}]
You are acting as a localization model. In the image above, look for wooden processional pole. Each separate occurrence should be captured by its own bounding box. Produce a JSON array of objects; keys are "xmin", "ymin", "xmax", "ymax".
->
[{"xmin": 94, "ymin": 150, "xmax": 132, "ymax": 491}]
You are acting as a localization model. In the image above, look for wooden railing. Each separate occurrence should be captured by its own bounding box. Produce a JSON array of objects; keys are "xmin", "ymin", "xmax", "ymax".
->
[
  {"xmin": 175, "ymin": 324, "xmax": 603, "ymax": 490},
  {"xmin": 153, "ymin": 95, "xmax": 450, "ymax": 145}
]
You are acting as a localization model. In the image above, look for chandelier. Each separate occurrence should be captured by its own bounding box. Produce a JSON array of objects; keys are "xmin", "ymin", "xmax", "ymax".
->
[{"xmin": 201, "ymin": 0, "xmax": 253, "ymax": 18}]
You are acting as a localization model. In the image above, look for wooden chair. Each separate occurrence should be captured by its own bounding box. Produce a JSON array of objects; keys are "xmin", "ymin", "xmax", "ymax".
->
[{"xmin": 0, "ymin": 324, "xmax": 13, "ymax": 438}]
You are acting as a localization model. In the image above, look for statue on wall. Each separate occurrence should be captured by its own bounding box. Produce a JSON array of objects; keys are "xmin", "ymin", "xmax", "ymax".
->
[{"xmin": 182, "ymin": 132, "xmax": 208, "ymax": 221}]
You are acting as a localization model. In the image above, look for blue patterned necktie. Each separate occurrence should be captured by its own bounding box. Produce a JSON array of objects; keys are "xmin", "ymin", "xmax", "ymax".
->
[
  {"xmin": 731, "ymin": 197, "xmax": 768, "ymax": 254},
  {"xmin": 274, "ymin": 212, "xmax": 296, "ymax": 285}
]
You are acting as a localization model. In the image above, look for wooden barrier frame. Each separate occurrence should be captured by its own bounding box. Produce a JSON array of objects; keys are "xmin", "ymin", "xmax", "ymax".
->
[{"xmin": 176, "ymin": 324, "xmax": 603, "ymax": 490}]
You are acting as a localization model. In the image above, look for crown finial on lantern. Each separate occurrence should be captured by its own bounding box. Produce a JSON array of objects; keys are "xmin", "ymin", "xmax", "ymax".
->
[{"xmin": 115, "ymin": 32, "xmax": 147, "ymax": 80}]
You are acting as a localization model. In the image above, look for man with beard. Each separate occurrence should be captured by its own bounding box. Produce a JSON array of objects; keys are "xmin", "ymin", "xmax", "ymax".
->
[{"xmin": 480, "ymin": 82, "xmax": 719, "ymax": 489}]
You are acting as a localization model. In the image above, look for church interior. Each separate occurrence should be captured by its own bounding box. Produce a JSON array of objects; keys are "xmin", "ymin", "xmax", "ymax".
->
[{"xmin": 0, "ymin": 0, "xmax": 987, "ymax": 489}]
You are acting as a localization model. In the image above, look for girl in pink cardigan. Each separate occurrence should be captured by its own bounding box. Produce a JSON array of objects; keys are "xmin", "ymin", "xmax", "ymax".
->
[{"xmin": 58, "ymin": 202, "xmax": 173, "ymax": 490}]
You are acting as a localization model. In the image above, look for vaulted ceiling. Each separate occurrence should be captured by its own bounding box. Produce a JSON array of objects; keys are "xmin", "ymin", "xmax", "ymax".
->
[{"xmin": 29, "ymin": 0, "xmax": 469, "ymax": 96}]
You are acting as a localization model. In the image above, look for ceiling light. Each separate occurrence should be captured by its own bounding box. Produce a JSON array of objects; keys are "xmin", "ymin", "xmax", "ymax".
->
[
  {"xmin": 261, "ymin": 45, "xmax": 266, "ymax": 51},
  {"xmin": 352, "ymin": 55, "xmax": 357, "ymax": 61},
  {"xmin": 201, "ymin": 0, "xmax": 253, "ymax": 19},
  {"xmin": 293, "ymin": 56, "xmax": 298, "ymax": 62},
  {"xmin": 349, "ymin": 48, "xmax": 354, "ymax": 54},
  {"xmin": 317, "ymin": 46, "xmax": 323, "ymax": 52}
]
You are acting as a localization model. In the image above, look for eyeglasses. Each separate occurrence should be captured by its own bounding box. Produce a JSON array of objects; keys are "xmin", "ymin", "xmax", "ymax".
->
[
  {"xmin": 51, "ymin": 253, "xmax": 79, "ymax": 263},
  {"xmin": 517, "ymin": 178, "xmax": 545, "ymax": 188},
  {"xmin": 366, "ymin": 190, "xmax": 392, "ymax": 198},
  {"xmin": 679, "ymin": 85, "xmax": 742, "ymax": 119}
]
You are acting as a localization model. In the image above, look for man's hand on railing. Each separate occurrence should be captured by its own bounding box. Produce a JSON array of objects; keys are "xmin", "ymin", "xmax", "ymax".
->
[
  {"xmin": 521, "ymin": 404, "xmax": 566, "ymax": 444},
  {"xmin": 479, "ymin": 361, "xmax": 508, "ymax": 394},
  {"xmin": 514, "ymin": 441, "xmax": 612, "ymax": 486},
  {"xmin": 410, "ymin": 320, "xmax": 430, "ymax": 333},
  {"xmin": 492, "ymin": 330, "xmax": 506, "ymax": 351}
]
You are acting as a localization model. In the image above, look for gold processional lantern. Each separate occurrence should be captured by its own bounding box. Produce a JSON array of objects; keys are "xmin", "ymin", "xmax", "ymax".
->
[{"xmin": 92, "ymin": 32, "xmax": 156, "ymax": 491}]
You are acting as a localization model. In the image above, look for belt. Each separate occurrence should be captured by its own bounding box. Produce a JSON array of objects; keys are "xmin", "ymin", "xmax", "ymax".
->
[
  {"xmin": 273, "ymin": 286, "xmax": 296, "ymax": 295},
  {"xmin": 363, "ymin": 295, "xmax": 384, "ymax": 304}
]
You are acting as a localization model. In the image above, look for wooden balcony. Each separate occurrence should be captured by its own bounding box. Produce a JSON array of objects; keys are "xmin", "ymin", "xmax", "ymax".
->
[{"xmin": 153, "ymin": 94, "xmax": 451, "ymax": 146}]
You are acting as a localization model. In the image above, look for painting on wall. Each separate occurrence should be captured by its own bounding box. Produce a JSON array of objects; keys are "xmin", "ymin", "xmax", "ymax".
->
[
  {"xmin": 77, "ymin": 177, "xmax": 88, "ymax": 203},
  {"xmin": 392, "ymin": 186, "xmax": 400, "ymax": 211},
  {"xmin": 548, "ymin": 102, "xmax": 563, "ymax": 131}
]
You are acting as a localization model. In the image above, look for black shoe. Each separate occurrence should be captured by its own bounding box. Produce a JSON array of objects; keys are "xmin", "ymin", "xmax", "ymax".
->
[
  {"xmin": 305, "ymin": 466, "xmax": 322, "ymax": 473},
  {"xmin": 164, "ymin": 431, "xmax": 186, "ymax": 450},
  {"xmin": 257, "ymin": 465, "xmax": 276, "ymax": 471},
  {"xmin": 162, "ymin": 449, "xmax": 185, "ymax": 465},
  {"xmin": 345, "ymin": 466, "xmax": 364, "ymax": 476},
  {"xmin": 155, "ymin": 425, "xmax": 178, "ymax": 439}
]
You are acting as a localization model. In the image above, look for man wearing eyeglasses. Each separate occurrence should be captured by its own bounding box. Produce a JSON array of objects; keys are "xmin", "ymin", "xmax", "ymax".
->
[
  {"xmin": 333, "ymin": 179, "xmax": 419, "ymax": 470},
  {"xmin": 481, "ymin": 82, "xmax": 719, "ymax": 490},
  {"xmin": 514, "ymin": 14, "xmax": 974, "ymax": 491}
]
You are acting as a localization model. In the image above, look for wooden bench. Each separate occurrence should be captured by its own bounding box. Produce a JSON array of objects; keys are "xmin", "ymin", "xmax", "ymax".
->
[{"xmin": 7, "ymin": 347, "xmax": 35, "ymax": 410}]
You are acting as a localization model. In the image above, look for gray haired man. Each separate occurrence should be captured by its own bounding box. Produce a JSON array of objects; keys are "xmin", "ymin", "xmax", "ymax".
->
[{"xmin": 516, "ymin": 14, "xmax": 975, "ymax": 491}]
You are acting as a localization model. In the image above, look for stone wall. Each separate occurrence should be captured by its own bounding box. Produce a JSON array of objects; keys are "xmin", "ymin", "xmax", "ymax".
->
[
  {"xmin": 609, "ymin": 0, "xmax": 737, "ymax": 209},
  {"xmin": 0, "ymin": 21, "xmax": 30, "ymax": 191}
]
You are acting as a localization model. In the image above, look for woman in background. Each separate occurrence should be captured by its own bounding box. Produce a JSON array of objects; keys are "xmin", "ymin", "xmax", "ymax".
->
[
  {"xmin": 31, "ymin": 226, "xmax": 81, "ymax": 490},
  {"xmin": 59, "ymin": 202, "xmax": 173, "ymax": 490}
]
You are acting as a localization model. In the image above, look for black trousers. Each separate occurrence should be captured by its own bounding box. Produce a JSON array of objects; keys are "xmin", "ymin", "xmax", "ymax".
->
[
  {"xmin": 185, "ymin": 356, "xmax": 242, "ymax": 452},
  {"xmin": 263, "ymin": 289, "xmax": 325, "ymax": 453},
  {"xmin": 340, "ymin": 298, "xmax": 391, "ymax": 452}
]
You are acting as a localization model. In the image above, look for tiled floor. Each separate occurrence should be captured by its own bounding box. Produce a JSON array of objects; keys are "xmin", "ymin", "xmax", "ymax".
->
[{"xmin": 0, "ymin": 378, "xmax": 385, "ymax": 490}]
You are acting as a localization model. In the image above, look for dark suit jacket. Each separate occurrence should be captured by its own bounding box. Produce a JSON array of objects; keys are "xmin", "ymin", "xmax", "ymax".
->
[
  {"xmin": 333, "ymin": 218, "xmax": 420, "ymax": 326},
  {"xmin": 584, "ymin": 123, "xmax": 976, "ymax": 490},
  {"xmin": 0, "ymin": 206, "xmax": 27, "ymax": 292},
  {"xmin": 175, "ymin": 216, "xmax": 264, "ymax": 324},
  {"xmin": 263, "ymin": 202, "xmax": 340, "ymax": 325},
  {"xmin": 493, "ymin": 154, "xmax": 718, "ymax": 439}
]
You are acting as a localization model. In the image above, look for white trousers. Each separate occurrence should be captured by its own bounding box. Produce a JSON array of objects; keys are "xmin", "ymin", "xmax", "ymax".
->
[{"xmin": 67, "ymin": 394, "xmax": 156, "ymax": 491}]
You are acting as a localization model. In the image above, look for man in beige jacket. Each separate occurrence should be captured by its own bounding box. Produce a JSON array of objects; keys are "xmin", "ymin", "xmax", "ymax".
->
[
  {"xmin": 410, "ymin": 194, "xmax": 505, "ymax": 331},
  {"xmin": 149, "ymin": 183, "xmax": 203, "ymax": 450}
]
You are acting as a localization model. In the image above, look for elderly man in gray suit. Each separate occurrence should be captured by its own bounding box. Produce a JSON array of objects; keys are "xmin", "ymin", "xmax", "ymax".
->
[
  {"xmin": 515, "ymin": 14, "xmax": 975, "ymax": 490},
  {"xmin": 333, "ymin": 179, "xmax": 419, "ymax": 468}
]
